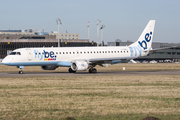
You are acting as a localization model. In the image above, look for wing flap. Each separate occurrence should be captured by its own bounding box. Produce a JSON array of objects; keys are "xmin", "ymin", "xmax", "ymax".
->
[{"xmin": 68, "ymin": 57, "xmax": 131, "ymax": 64}]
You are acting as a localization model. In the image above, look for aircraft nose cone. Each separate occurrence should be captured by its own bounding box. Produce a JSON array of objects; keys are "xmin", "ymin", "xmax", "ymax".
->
[
  {"xmin": 2, "ymin": 59, "xmax": 8, "ymax": 65},
  {"xmin": 2, "ymin": 57, "xmax": 11, "ymax": 65}
]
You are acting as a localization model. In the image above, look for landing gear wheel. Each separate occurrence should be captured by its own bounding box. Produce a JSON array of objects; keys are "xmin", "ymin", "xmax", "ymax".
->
[
  {"xmin": 19, "ymin": 71, "xmax": 23, "ymax": 74},
  {"xmin": 68, "ymin": 68, "xmax": 76, "ymax": 73},
  {"xmin": 18, "ymin": 66, "xmax": 24, "ymax": 74},
  {"xmin": 89, "ymin": 68, "xmax": 97, "ymax": 73}
]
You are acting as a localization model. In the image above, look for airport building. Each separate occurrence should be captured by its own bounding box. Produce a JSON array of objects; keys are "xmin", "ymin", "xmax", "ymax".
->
[
  {"xmin": 49, "ymin": 32, "xmax": 80, "ymax": 40},
  {"xmin": 0, "ymin": 29, "xmax": 96, "ymax": 59},
  {"xmin": 108, "ymin": 41, "xmax": 180, "ymax": 62},
  {"xmin": 0, "ymin": 29, "xmax": 80, "ymax": 40}
]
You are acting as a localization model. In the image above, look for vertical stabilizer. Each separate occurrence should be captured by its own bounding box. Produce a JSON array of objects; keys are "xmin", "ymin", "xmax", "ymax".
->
[{"xmin": 129, "ymin": 20, "xmax": 155, "ymax": 52}]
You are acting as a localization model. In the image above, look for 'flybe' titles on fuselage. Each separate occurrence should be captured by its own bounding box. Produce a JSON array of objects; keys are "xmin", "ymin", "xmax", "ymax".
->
[
  {"xmin": 138, "ymin": 32, "xmax": 152, "ymax": 50},
  {"xmin": 34, "ymin": 50, "xmax": 57, "ymax": 61}
]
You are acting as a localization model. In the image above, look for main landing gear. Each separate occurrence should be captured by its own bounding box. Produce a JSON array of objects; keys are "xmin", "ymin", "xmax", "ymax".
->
[
  {"xmin": 89, "ymin": 68, "xmax": 97, "ymax": 73},
  {"xmin": 18, "ymin": 66, "xmax": 24, "ymax": 74},
  {"xmin": 68, "ymin": 68, "xmax": 76, "ymax": 73},
  {"xmin": 68, "ymin": 67, "xmax": 97, "ymax": 73}
]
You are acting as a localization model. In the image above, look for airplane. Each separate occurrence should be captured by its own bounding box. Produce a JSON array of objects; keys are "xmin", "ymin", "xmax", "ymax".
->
[{"xmin": 2, "ymin": 20, "xmax": 156, "ymax": 74}]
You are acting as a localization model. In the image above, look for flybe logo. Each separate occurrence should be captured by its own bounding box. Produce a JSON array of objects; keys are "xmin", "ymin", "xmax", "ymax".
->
[
  {"xmin": 34, "ymin": 50, "xmax": 56, "ymax": 61},
  {"xmin": 138, "ymin": 32, "xmax": 152, "ymax": 50},
  {"xmin": 129, "ymin": 45, "xmax": 142, "ymax": 57}
]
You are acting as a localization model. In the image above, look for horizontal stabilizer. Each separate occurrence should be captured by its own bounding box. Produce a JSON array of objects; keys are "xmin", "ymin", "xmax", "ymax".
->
[{"xmin": 148, "ymin": 46, "xmax": 177, "ymax": 54}]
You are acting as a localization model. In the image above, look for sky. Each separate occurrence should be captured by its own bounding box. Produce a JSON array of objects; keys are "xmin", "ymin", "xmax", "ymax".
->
[{"xmin": 0, "ymin": 0, "xmax": 180, "ymax": 44}]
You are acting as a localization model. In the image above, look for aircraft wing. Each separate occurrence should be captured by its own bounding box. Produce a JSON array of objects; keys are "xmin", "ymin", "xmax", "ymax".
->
[
  {"xmin": 89, "ymin": 57, "xmax": 129, "ymax": 63},
  {"xmin": 69, "ymin": 57, "xmax": 129, "ymax": 66},
  {"xmin": 89, "ymin": 57, "xmax": 127, "ymax": 62}
]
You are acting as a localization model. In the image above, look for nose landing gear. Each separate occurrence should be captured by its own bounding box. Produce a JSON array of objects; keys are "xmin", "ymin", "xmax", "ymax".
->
[
  {"xmin": 19, "ymin": 69, "xmax": 23, "ymax": 74},
  {"xmin": 17, "ymin": 66, "xmax": 24, "ymax": 74}
]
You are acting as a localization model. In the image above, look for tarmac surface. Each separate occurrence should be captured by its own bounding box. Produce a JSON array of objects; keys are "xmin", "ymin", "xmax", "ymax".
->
[{"xmin": 0, "ymin": 70, "xmax": 180, "ymax": 77}]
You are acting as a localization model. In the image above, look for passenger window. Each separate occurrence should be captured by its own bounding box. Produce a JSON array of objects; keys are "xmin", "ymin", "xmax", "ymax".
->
[
  {"xmin": 59, "ymin": 52, "xmax": 61, "ymax": 54},
  {"xmin": 66, "ymin": 52, "xmax": 68, "ymax": 54},
  {"xmin": 73, "ymin": 52, "xmax": 75, "ymax": 54},
  {"xmin": 69, "ymin": 52, "xmax": 71, "ymax": 54},
  {"xmin": 111, "ymin": 51, "xmax": 113, "ymax": 53},
  {"xmin": 56, "ymin": 52, "xmax": 58, "ymax": 54}
]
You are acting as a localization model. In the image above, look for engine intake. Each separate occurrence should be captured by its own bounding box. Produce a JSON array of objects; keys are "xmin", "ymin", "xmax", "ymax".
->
[
  {"xmin": 41, "ymin": 65, "xmax": 58, "ymax": 70},
  {"xmin": 71, "ymin": 61, "xmax": 89, "ymax": 71}
]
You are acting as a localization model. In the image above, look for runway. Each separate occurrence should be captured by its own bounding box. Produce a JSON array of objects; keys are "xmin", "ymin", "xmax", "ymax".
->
[{"xmin": 0, "ymin": 70, "xmax": 180, "ymax": 77}]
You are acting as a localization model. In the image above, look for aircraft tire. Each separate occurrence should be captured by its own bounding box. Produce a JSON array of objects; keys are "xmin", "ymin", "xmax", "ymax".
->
[
  {"xmin": 92, "ymin": 68, "xmax": 97, "ymax": 73},
  {"xmin": 19, "ymin": 71, "xmax": 23, "ymax": 74},
  {"xmin": 68, "ymin": 68, "xmax": 76, "ymax": 73},
  {"xmin": 88, "ymin": 69, "xmax": 91, "ymax": 73},
  {"xmin": 89, "ymin": 68, "xmax": 97, "ymax": 73}
]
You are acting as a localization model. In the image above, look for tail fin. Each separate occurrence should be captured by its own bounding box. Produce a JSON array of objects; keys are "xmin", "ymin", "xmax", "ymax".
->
[{"xmin": 129, "ymin": 20, "xmax": 155, "ymax": 51}]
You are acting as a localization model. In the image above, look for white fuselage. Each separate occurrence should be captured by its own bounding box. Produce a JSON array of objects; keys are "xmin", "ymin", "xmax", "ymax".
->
[{"xmin": 2, "ymin": 46, "xmax": 145, "ymax": 67}]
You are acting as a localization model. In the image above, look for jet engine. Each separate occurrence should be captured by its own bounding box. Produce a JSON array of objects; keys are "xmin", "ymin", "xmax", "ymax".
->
[
  {"xmin": 41, "ymin": 65, "xmax": 58, "ymax": 70},
  {"xmin": 71, "ymin": 61, "xmax": 89, "ymax": 71}
]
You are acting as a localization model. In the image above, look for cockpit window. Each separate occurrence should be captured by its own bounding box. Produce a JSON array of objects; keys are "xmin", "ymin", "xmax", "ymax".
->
[
  {"xmin": 9, "ymin": 52, "xmax": 21, "ymax": 55},
  {"xmin": 17, "ymin": 52, "xmax": 21, "ymax": 55},
  {"xmin": 9, "ymin": 52, "xmax": 16, "ymax": 55}
]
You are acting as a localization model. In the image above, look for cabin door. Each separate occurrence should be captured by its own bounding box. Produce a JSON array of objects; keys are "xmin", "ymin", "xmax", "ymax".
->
[{"xmin": 27, "ymin": 49, "xmax": 32, "ymax": 61}]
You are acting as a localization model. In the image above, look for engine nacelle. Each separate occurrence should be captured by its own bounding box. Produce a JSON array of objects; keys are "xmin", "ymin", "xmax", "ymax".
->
[
  {"xmin": 71, "ymin": 61, "xmax": 89, "ymax": 71},
  {"xmin": 41, "ymin": 65, "xmax": 58, "ymax": 70}
]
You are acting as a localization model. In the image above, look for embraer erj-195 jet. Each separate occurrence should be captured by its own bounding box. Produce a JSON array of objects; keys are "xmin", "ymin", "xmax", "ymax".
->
[{"xmin": 3, "ymin": 20, "xmax": 158, "ymax": 74}]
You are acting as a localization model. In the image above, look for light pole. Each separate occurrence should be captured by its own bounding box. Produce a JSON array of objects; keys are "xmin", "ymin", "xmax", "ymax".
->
[
  {"xmin": 87, "ymin": 21, "xmax": 91, "ymax": 40},
  {"xmin": 97, "ymin": 19, "xmax": 101, "ymax": 46},
  {"xmin": 56, "ymin": 18, "xmax": 62, "ymax": 47},
  {"xmin": 100, "ymin": 24, "xmax": 105, "ymax": 46}
]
